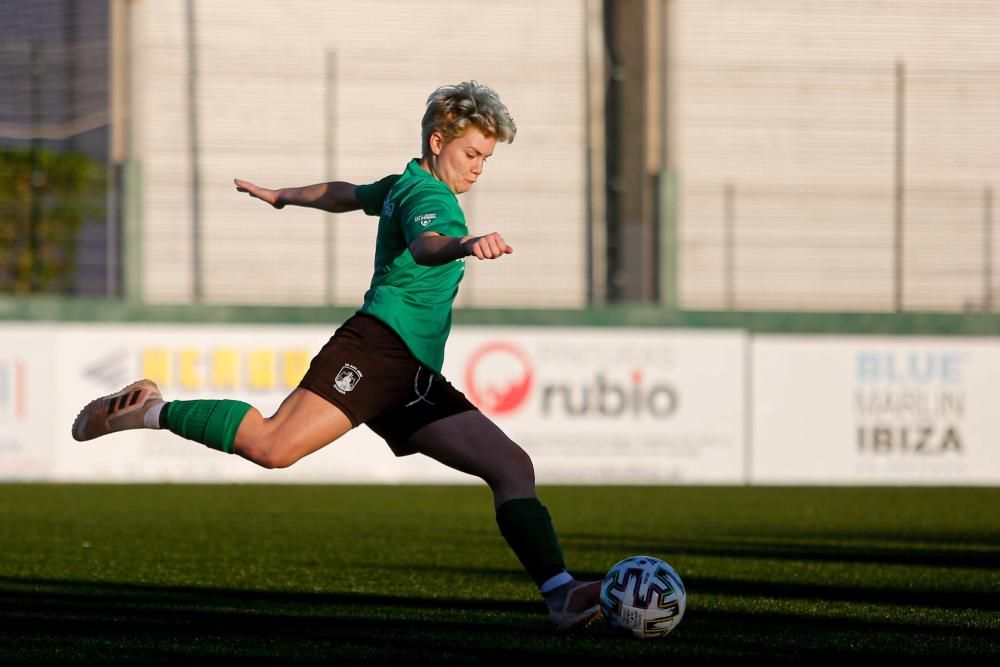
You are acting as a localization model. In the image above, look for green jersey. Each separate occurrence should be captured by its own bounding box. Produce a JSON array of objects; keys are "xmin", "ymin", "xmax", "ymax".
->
[{"xmin": 353, "ymin": 159, "xmax": 467, "ymax": 373}]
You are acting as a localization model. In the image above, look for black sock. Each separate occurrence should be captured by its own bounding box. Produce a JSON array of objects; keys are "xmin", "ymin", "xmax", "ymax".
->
[{"xmin": 495, "ymin": 497, "xmax": 567, "ymax": 587}]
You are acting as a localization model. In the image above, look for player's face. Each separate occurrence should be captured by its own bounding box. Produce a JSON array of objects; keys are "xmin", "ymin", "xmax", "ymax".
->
[{"xmin": 429, "ymin": 126, "xmax": 497, "ymax": 195}]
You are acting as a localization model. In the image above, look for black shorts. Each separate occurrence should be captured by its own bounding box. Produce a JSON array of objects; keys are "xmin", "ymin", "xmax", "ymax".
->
[{"xmin": 298, "ymin": 313, "xmax": 477, "ymax": 455}]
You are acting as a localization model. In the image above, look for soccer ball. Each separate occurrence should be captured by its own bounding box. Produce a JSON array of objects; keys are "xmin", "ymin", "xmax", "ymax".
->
[{"xmin": 600, "ymin": 555, "xmax": 686, "ymax": 639}]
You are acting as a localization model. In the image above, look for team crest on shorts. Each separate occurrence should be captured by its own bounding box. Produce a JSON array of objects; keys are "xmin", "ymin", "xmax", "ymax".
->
[{"xmin": 334, "ymin": 364, "xmax": 363, "ymax": 394}]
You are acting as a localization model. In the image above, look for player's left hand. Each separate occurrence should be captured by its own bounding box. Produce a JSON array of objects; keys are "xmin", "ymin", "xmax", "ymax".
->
[{"xmin": 463, "ymin": 232, "xmax": 513, "ymax": 260}]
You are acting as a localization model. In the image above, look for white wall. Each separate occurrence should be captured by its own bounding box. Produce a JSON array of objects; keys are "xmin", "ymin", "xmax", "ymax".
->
[
  {"xmin": 138, "ymin": 0, "xmax": 590, "ymax": 308},
  {"xmin": 672, "ymin": 0, "xmax": 1000, "ymax": 311},
  {"xmin": 3, "ymin": 321, "xmax": 998, "ymax": 485},
  {"xmin": 752, "ymin": 334, "xmax": 1000, "ymax": 484},
  {"xmin": 1, "ymin": 322, "xmax": 744, "ymax": 484}
]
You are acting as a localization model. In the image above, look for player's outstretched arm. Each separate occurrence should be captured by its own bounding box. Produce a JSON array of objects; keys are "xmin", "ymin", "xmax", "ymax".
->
[
  {"xmin": 409, "ymin": 231, "xmax": 513, "ymax": 266},
  {"xmin": 234, "ymin": 179, "xmax": 362, "ymax": 213}
]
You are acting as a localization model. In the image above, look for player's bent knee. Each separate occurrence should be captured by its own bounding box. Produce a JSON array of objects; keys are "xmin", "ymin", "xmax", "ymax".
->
[
  {"xmin": 517, "ymin": 443, "xmax": 536, "ymax": 473},
  {"xmin": 254, "ymin": 449, "xmax": 298, "ymax": 470},
  {"xmin": 513, "ymin": 447, "xmax": 535, "ymax": 484},
  {"xmin": 238, "ymin": 436, "xmax": 299, "ymax": 469},
  {"xmin": 491, "ymin": 446, "xmax": 535, "ymax": 490}
]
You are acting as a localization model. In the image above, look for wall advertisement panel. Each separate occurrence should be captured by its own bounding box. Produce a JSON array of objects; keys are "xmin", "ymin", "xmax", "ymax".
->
[
  {"xmin": 443, "ymin": 328, "xmax": 746, "ymax": 483},
  {"xmin": 7, "ymin": 323, "xmax": 746, "ymax": 484},
  {"xmin": 10, "ymin": 324, "xmax": 996, "ymax": 484},
  {"xmin": 51, "ymin": 324, "xmax": 418, "ymax": 483},
  {"xmin": 0, "ymin": 325, "xmax": 56, "ymax": 479},
  {"xmin": 752, "ymin": 335, "xmax": 1000, "ymax": 485}
]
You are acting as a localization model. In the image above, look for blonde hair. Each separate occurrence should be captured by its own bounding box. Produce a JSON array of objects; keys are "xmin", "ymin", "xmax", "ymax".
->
[{"xmin": 420, "ymin": 81, "xmax": 516, "ymax": 156}]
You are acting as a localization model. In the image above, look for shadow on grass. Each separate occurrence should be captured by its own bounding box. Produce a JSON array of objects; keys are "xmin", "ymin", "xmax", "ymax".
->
[
  {"xmin": 0, "ymin": 575, "xmax": 997, "ymax": 664},
  {"xmin": 560, "ymin": 531, "xmax": 1000, "ymax": 570},
  {"xmin": 0, "ymin": 576, "xmax": 554, "ymax": 664},
  {"xmin": 395, "ymin": 562, "xmax": 1000, "ymax": 613},
  {"xmin": 551, "ymin": 532, "xmax": 1000, "ymax": 612}
]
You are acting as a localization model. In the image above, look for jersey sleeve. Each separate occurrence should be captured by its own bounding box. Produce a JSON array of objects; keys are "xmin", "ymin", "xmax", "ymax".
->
[
  {"xmin": 398, "ymin": 186, "xmax": 467, "ymax": 244},
  {"xmin": 354, "ymin": 174, "xmax": 400, "ymax": 216}
]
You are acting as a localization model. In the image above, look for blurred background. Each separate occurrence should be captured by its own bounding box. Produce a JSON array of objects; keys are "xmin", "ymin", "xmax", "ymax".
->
[
  {"xmin": 1, "ymin": 0, "xmax": 998, "ymax": 485},
  {"xmin": 3, "ymin": 0, "xmax": 996, "ymax": 311}
]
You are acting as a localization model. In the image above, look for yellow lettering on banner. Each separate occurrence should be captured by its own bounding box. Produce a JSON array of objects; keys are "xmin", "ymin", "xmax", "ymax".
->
[
  {"xmin": 179, "ymin": 349, "xmax": 201, "ymax": 389},
  {"xmin": 248, "ymin": 349, "xmax": 274, "ymax": 390},
  {"xmin": 142, "ymin": 346, "xmax": 308, "ymax": 391},
  {"xmin": 142, "ymin": 349, "xmax": 170, "ymax": 386},
  {"xmin": 283, "ymin": 350, "xmax": 310, "ymax": 388},
  {"xmin": 211, "ymin": 349, "xmax": 238, "ymax": 389}
]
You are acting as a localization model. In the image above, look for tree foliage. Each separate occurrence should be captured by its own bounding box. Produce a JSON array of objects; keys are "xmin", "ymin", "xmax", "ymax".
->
[{"xmin": 0, "ymin": 146, "xmax": 106, "ymax": 293}]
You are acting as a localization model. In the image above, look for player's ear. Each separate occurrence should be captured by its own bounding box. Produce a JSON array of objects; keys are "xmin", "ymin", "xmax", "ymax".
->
[{"xmin": 429, "ymin": 131, "xmax": 445, "ymax": 156}]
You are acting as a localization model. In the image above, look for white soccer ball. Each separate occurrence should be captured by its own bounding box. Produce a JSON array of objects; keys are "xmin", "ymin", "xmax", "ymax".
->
[{"xmin": 600, "ymin": 555, "xmax": 686, "ymax": 639}]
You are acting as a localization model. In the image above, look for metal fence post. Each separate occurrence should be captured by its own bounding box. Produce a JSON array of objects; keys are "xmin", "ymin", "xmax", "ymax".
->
[
  {"xmin": 985, "ymin": 186, "xmax": 994, "ymax": 312},
  {"xmin": 185, "ymin": 0, "xmax": 201, "ymax": 302},
  {"xmin": 325, "ymin": 49, "xmax": 337, "ymax": 305},
  {"xmin": 893, "ymin": 61, "xmax": 906, "ymax": 312},
  {"xmin": 724, "ymin": 182, "xmax": 736, "ymax": 310}
]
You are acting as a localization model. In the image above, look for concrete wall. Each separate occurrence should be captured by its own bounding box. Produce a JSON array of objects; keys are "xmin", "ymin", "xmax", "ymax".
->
[
  {"xmin": 137, "ymin": 0, "xmax": 591, "ymax": 308},
  {"xmin": 672, "ymin": 0, "xmax": 1000, "ymax": 312}
]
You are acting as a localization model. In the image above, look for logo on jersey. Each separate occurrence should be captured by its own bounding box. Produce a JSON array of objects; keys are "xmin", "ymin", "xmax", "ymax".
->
[
  {"xmin": 334, "ymin": 364, "xmax": 363, "ymax": 394},
  {"xmin": 382, "ymin": 201, "xmax": 395, "ymax": 217},
  {"xmin": 414, "ymin": 212, "xmax": 437, "ymax": 227}
]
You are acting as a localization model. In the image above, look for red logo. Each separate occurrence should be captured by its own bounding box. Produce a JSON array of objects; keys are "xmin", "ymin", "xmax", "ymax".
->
[
  {"xmin": 0, "ymin": 360, "xmax": 26, "ymax": 420},
  {"xmin": 465, "ymin": 342, "xmax": 533, "ymax": 416}
]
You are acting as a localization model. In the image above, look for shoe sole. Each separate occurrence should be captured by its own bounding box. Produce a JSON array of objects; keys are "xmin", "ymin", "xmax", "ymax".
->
[{"xmin": 554, "ymin": 605, "xmax": 603, "ymax": 633}]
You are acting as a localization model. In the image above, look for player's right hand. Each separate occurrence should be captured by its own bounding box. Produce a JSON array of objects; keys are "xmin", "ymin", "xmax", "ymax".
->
[{"xmin": 234, "ymin": 178, "xmax": 284, "ymax": 209}]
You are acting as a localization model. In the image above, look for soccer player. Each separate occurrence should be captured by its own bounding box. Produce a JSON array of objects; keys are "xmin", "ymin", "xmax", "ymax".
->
[{"xmin": 72, "ymin": 81, "xmax": 602, "ymax": 631}]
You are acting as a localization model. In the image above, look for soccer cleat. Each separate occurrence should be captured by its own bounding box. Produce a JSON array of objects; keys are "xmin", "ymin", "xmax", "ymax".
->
[
  {"xmin": 72, "ymin": 379, "xmax": 164, "ymax": 442},
  {"xmin": 547, "ymin": 579, "xmax": 603, "ymax": 632}
]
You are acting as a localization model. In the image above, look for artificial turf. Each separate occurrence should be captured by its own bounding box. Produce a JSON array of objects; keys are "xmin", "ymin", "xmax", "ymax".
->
[{"xmin": 0, "ymin": 484, "xmax": 997, "ymax": 663}]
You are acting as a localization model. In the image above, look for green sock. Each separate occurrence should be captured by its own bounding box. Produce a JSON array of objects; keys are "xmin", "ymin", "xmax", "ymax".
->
[
  {"xmin": 160, "ymin": 399, "xmax": 253, "ymax": 454},
  {"xmin": 495, "ymin": 497, "xmax": 567, "ymax": 586}
]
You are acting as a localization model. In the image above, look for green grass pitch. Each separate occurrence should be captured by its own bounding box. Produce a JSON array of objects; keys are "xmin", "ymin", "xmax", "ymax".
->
[{"xmin": 0, "ymin": 484, "xmax": 997, "ymax": 663}]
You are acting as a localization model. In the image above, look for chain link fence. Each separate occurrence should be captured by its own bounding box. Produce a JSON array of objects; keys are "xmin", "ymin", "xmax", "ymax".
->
[{"xmin": 0, "ymin": 0, "xmax": 112, "ymax": 296}]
